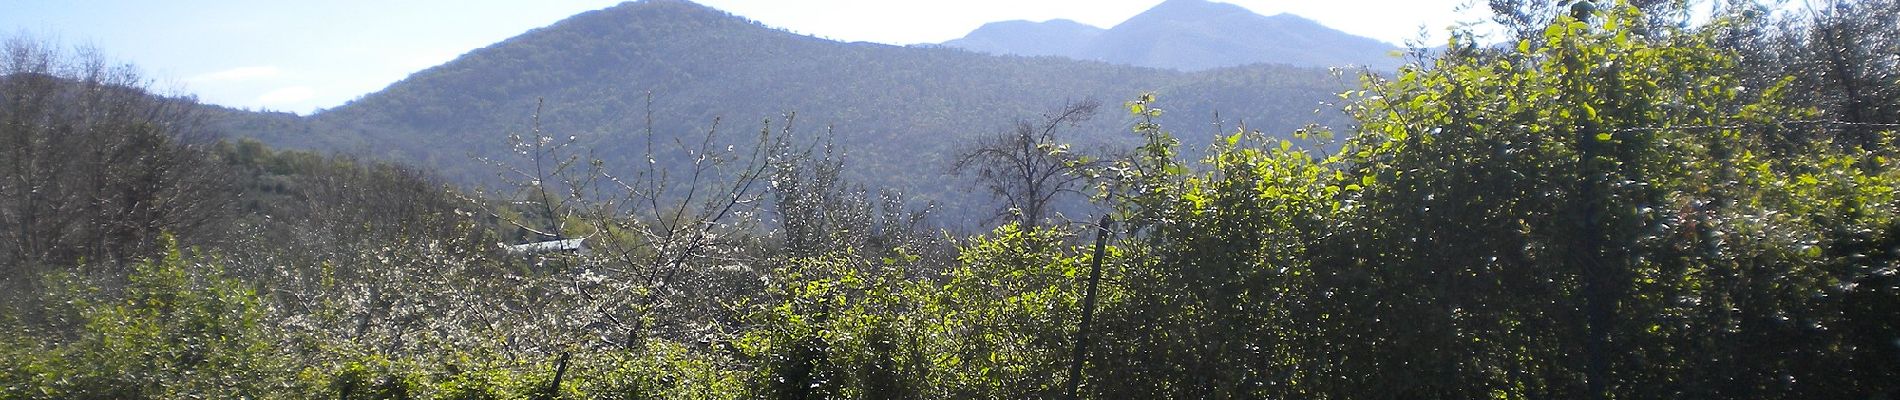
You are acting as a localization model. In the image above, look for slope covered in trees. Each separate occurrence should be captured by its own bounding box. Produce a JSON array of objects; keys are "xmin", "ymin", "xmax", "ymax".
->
[
  {"xmin": 224, "ymin": 0, "xmax": 1352, "ymax": 221},
  {"xmin": 3, "ymin": 0, "xmax": 1898, "ymax": 399}
]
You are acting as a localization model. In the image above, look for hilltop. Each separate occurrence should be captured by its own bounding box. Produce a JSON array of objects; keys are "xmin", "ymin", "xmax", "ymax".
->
[{"xmin": 943, "ymin": 0, "xmax": 1403, "ymax": 71}]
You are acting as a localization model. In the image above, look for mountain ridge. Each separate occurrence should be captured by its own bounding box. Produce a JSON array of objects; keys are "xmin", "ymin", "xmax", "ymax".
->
[
  {"xmin": 942, "ymin": 19, "xmax": 1105, "ymax": 60},
  {"xmin": 944, "ymin": 0, "xmax": 1401, "ymax": 71},
  {"xmin": 219, "ymin": 0, "xmax": 1355, "ymax": 221}
]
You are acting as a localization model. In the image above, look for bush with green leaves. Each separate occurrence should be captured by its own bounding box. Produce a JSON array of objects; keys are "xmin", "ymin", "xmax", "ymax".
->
[
  {"xmin": 1304, "ymin": 4, "xmax": 1900, "ymax": 397},
  {"xmin": 736, "ymin": 250, "xmax": 933, "ymax": 400},
  {"xmin": 926, "ymin": 223, "xmax": 1096, "ymax": 398},
  {"xmin": 0, "ymin": 236, "xmax": 295, "ymax": 399}
]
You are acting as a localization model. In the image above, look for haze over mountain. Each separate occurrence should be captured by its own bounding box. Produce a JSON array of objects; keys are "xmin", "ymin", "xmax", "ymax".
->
[
  {"xmin": 944, "ymin": 0, "xmax": 1402, "ymax": 71},
  {"xmin": 213, "ymin": 0, "xmax": 1355, "ymax": 220}
]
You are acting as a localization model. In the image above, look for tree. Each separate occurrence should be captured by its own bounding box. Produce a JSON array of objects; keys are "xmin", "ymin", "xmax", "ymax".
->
[
  {"xmin": 0, "ymin": 37, "xmax": 231, "ymax": 298},
  {"xmin": 1802, "ymin": 0, "xmax": 1899, "ymax": 152},
  {"xmin": 1486, "ymin": 0, "xmax": 1691, "ymax": 41},
  {"xmin": 1725, "ymin": 0, "xmax": 1899, "ymax": 153},
  {"xmin": 481, "ymin": 96, "xmax": 775, "ymax": 349},
  {"xmin": 952, "ymin": 100, "xmax": 1101, "ymax": 228},
  {"xmin": 1316, "ymin": 3, "xmax": 1899, "ymax": 397},
  {"xmin": 929, "ymin": 223, "xmax": 1092, "ymax": 398},
  {"xmin": 1, "ymin": 236, "xmax": 294, "ymax": 399},
  {"xmin": 1080, "ymin": 97, "xmax": 1336, "ymax": 398}
]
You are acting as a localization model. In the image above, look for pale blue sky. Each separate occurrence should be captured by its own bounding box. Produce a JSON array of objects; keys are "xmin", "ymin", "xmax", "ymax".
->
[{"xmin": 2, "ymin": 0, "xmax": 1495, "ymax": 114}]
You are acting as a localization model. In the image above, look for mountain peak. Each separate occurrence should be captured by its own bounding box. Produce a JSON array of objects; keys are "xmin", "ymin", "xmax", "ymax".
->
[
  {"xmin": 1137, "ymin": 0, "xmax": 1254, "ymax": 22},
  {"xmin": 598, "ymin": 0, "xmax": 735, "ymax": 20},
  {"xmin": 942, "ymin": 0, "xmax": 1398, "ymax": 70},
  {"xmin": 969, "ymin": 18, "xmax": 1102, "ymax": 32},
  {"xmin": 615, "ymin": 0, "xmax": 713, "ymax": 11},
  {"xmin": 943, "ymin": 19, "xmax": 1105, "ymax": 59}
]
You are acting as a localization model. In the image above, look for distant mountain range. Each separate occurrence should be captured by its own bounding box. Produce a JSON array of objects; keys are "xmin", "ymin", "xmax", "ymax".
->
[
  {"xmin": 943, "ymin": 0, "xmax": 1402, "ymax": 71},
  {"xmin": 212, "ymin": 0, "xmax": 1359, "ymax": 222}
]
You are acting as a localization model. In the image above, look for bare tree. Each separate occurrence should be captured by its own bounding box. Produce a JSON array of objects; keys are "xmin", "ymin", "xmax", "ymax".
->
[
  {"xmin": 0, "ymin": 36, "xmax": 231, "ymax": 291},
  {"xmin": 952, "ymin": 100, "xmax": 1101, "ymax": 228},
  {"xmin": 767, "ymin": 132, "xmax": 946, "ymax": 276},
  {"xmin": 481, "ymin": 95, "xmax": 774, "ymax": 349}
]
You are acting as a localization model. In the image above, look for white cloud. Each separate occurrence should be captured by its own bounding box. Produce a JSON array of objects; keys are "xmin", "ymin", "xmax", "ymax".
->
[
  {"xmin": 188, "ymin": 66, "xmax": 283, "ymax": 83},
  {"xmin": 255, "ymin": 86, "xmax": 316, "ymax": 105}
]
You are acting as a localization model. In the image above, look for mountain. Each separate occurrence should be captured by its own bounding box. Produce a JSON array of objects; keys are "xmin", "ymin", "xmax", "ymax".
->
[
  {"xmin": 227, "ymin": 0, "xmax": 1354, "ymax": 222},
  {"xmin": 942, "ymin": 19, "xmax": 1104, "ymax": 60},
  {"xmin": 942, "ymin": 0, "xmax": 1402, "ymax": 71}
]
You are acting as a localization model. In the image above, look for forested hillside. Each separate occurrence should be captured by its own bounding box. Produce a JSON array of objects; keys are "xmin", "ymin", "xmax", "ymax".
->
[
  {"xmin": 217, "ymin": 0, "xmax": 1354, "ymax": 220},
  {"xmin": 3, "ymin": 0, "xmax": 1898, "ymax": 399}
]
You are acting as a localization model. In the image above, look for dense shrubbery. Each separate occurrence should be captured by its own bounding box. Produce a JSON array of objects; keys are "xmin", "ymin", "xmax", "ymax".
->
[{"xmin": 3, "ymin": 1, "xmax": 1898, "ymax": 398}]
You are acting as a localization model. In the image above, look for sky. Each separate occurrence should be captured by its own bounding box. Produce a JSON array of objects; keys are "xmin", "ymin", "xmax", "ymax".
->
[{"xmin": 1, "ymin": 0, "xmax": 1491, "ymax": 115}]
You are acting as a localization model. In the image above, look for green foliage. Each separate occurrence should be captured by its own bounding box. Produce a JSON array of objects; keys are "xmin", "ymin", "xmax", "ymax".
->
[
  {"xmin": 733, "ymin": 223, "xmax": 1100, "ymax": 399},
  {"xmin": 737, "ymin": 250, "xmax": 932, "ymax": 400},
  {"xmin": 0, "ymin": 236, "xmax": 294, "ymax": 399},
  {"xmin": 1094, "ymin": 93, "xmax": 1188, "ymax": 235},
  {"xmin": 316, "ymin": 354, "xmax": 422, "ymax": 400},
  {"xmin": 928, "ymin": 224, "xmax": 1092, "ymax": 397},
  {"xmin": 1086, "ymin": 97, "xmax": 1342, "ymax": 397},
  {"xmin": 574, "ymin": 341, "xmax": 745, "ymax": 400},
  {"xmin": 1311, "ymin": 3, "xmax": 1900, "ymax": 397}
]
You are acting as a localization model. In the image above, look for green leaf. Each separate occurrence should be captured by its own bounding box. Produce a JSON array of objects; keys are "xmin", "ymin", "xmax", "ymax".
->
[{"xmin": 1595, "ymin": 133, "xmax": 1613, "ymax": 141}]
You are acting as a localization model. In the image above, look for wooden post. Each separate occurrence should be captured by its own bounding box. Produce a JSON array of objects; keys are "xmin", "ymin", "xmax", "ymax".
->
[
  {"xmin": 1066, "ymin": 215, "xmax": 1113, "ymax": 399},
  {"xmin": 544, "ymin": 352, "xmax": 571, "ymax": 399}
]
